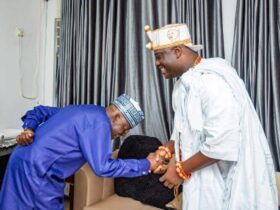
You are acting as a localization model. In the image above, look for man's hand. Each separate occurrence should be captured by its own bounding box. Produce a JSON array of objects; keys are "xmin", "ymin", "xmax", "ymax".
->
[
  {"xmin": 16, "ymin": 129, "xmax": 34, "ymax": 146},
  {"xmin": 155, "ymin": 148, "xmax": 170, "ymax": 160},
  {"xmin": 146, "ymin": 152, "xmax": 165, "ymax": 171},
  {"xmin": 159, "ymin": 159, "xmax": 183, "ymax": 189},
  {"xmin": 153, "ymin": 163, "xmax": 168, "ymax": 174},
  {"xmin": 155, "ymin": 145, "xmax": 173, "ymax": 161}
]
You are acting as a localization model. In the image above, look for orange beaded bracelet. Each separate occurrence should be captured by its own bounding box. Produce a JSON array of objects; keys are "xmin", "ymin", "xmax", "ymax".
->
[
  {"xmin": 175, "ymin": 162, "xmax": 191, "ymax": 180},
  {"xmin": 158, "ymin": 146, "xmax": 172, "ymax": 159}
]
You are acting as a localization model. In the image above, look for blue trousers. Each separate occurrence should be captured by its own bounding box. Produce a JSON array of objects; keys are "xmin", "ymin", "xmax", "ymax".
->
[{"xmin": 0, "ymin": 152, "xmax": 64, "ymax": 210}]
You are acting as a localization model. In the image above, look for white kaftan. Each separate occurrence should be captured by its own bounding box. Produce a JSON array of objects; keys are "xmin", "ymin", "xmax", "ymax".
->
[{"xmin": 171, "ymin": 58, "xmax": 277, "ymax": 210}]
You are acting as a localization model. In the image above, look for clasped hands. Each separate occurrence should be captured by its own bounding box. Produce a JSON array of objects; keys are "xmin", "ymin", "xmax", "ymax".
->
[
  {"xmin": 147, "ymin": 146, "xmax": 183, "ymax": 189},
  {"xmin": 16, "ymin": 129, "xmax": 34, "ymax": 146}
]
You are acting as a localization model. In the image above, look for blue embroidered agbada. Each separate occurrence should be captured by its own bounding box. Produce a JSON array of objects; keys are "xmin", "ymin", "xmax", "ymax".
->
[{"xmin": 0, "ymin": 105, "xmax": 149, "ymax": 210}]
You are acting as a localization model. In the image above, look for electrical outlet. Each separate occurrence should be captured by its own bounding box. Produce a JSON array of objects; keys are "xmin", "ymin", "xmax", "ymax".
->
[{"xmin": 16, "ymin": 27, "xmax": 24, "ymax": 38}]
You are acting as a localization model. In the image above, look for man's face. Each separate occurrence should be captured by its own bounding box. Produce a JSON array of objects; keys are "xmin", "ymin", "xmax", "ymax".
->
[
  {"xmin": 111, "ymin": 110, "xmax": 131, "ymax": 139},
  {"xmin": 154, "ymin": 48, "xmax": 181, "ymax": 79}
]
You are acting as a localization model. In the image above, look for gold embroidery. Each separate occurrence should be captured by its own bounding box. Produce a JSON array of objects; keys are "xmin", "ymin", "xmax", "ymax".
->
[
  {"xmin": 167, "ymin": 29, "xmax": 180, "ymax": 42},
  {"xmin": 153, "ymin": 39, "xmax": 192, "ymax": 50}
]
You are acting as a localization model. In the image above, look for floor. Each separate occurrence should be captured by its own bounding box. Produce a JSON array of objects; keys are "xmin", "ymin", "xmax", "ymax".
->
[{"xmin": 64, "ymin": 197, "xmax": 70, "ymax": 210}]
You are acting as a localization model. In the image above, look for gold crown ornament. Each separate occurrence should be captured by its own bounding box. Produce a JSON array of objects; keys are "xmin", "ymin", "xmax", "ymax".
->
[{"xmin": 145, "ymin": 24, "xmax": 203, "ymax": 51}]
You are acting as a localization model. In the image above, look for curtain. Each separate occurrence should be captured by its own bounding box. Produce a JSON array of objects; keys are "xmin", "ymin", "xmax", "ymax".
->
[
  {"xmin": 56, "ymin": 0, "xmax": 224, "ymax": 143},
  {"xmin": 232, "ymin": 0, "xmax": 280, "ymax": 170}
]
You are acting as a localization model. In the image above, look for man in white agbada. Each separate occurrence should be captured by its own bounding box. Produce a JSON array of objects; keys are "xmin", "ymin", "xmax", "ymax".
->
[{"xmin": 146, "ymin": 24, "xmax": 278, "ymax": 209}]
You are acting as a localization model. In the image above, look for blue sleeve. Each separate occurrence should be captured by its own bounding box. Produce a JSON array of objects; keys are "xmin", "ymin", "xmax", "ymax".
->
[
  {"xmin": 78, "ymin": 123, "xmax": 150, "ymax": 178},
  {"xmin": 21, "ymin": 105, "xmax": 61, "ymax": 131}
]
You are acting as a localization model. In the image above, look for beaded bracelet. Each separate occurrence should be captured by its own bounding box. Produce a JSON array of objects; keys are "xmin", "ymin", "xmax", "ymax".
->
[
  {"xmin": 158, "ymin": 146, "xmax": 172, "ymax": 159},
  {"xmin": 175, "ymin": 162, "xmax": 191, "ymax": 180}
]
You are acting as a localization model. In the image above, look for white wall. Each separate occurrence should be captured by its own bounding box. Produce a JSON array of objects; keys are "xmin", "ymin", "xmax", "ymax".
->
[
  {"xmin": 0, "ymin": 0, "xmax": 61, "ymax": 130},
  {"xmin": 40, "ymin": 0, "xmax": 61, "ymax": 106}
]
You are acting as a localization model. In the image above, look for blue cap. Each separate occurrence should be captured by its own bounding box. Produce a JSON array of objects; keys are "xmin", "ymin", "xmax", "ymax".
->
[{"xmin": 112, "ymin": 94, "xmax": 144, "ymax": 128}]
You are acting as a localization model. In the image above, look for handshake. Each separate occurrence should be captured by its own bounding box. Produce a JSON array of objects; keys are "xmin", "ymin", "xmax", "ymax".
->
[
  {"xmin": 146, "ymin": 144, "xmax": 190, "ymax": 189},
  {"xmin": 146, "ymin": 146, "xmax": 172, "ymax": 174},
  {"xmin": 17, "ymin": 130, "xmax": 172, "ymax": 175}
]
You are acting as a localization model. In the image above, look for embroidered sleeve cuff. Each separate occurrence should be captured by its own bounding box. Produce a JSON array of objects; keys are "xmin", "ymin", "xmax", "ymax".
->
[
  {"xmin": 139, "ymin": 159, "xmax": 150, "ymax": 175},
  {"xmin": 22, "ymin": 120, "xmax": 38, "ymax": 131}
]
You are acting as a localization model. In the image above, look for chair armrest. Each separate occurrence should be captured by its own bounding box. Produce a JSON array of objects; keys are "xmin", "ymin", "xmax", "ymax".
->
[
  {"xmin": 276, "ymin": 172, "xmax": 280, "ymax": 206},
  {"xmin": 73, "ymin": 150, "xmax": 119, "ymax": 210}
]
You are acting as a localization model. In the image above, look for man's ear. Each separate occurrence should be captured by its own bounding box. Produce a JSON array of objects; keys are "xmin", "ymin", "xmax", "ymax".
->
[
  {"xmin": 172, "ymin": 46, "xmax": 183, "ymax": 59},
  {"xmin": 113, "ymin": 106, "xmax": 124, "ymax": 123},
  {"xmin": 106, "ymin": 104, "xmax": 118, "ymax": 123},
  {"xmin": 114, "ymin": 112, "xmax": 122, "ymax": 122}
]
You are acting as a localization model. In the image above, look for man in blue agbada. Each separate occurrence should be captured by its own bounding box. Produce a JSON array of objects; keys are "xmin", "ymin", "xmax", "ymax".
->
[{"xmin": 0, "ymin": 94, "xmax": 161, "ymax": 210}]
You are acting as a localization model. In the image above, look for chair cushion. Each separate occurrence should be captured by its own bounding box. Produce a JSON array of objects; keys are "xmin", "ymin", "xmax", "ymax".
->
[
  {"xmin": 83, "ymin": 194, "xmax": 162, "ymax": 210},
  {"xmin": 115, "ymin": 135, "xmax": 174, "ymax": 209}
]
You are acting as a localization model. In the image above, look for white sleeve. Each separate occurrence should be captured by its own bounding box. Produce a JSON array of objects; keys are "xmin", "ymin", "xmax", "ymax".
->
[
  {"xmin": 199, "ymin": 74, "xmax": 241, "ymax": 161},
  {"xmin": 170, "ymin": 81, "xmax": 180, "ymax": 141},
  {"xmin": 171, "ymin": 126, "xmax": 178, "ymax": 141}
]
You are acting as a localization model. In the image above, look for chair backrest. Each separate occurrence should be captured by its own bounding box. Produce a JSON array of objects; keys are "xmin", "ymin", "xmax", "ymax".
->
[{"xmin": 73, "ymin": 150, "xmax": 119, "ymax": 210}]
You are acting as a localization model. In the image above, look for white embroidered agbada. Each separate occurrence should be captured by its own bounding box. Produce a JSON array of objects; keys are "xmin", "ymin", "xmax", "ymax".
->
[{"xmin": 171, "ymin": 58, "xmax": 278, "ymax": 210}]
